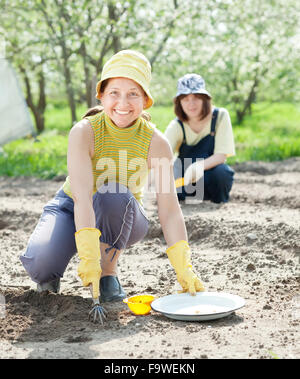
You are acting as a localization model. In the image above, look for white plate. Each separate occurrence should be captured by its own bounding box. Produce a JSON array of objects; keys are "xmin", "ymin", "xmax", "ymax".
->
[{"xmin": 151, "ymin": 292, "xmax": 245, "ymax": 321}]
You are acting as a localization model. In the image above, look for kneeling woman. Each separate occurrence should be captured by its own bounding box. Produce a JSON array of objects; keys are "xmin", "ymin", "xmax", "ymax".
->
[
  {"xmin": 20, "ymin": 51, "xmax": 205, "ymax": 310},
  {"xmin": 165, "ymin": 73, "xmax": 235, "ymax": 203}
]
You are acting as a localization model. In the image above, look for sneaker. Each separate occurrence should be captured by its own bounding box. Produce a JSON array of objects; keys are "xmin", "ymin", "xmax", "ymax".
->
[{"xmin": 37, "ymin": 278, "xmax": 61, "ymax": 294}]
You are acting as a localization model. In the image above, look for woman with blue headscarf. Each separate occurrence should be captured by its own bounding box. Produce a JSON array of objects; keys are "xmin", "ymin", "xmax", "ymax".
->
[{"xmin": 165, "ymin": 73, "xmax": 235, "ymax": 203}]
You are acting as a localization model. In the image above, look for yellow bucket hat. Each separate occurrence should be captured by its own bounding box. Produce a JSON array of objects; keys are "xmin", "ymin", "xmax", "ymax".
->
[{"xmin": 96, "ymin": 50, "xmax": 154, "ymax": 109}]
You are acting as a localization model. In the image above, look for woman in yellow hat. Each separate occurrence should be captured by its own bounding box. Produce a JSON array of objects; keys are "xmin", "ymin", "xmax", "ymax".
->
[{"xmin": 20, "ymin": 50, "xmax": 205, "ymax": 320}]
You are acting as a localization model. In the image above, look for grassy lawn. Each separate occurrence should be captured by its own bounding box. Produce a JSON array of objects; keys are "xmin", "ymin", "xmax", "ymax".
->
[
  {"xmin": 0, "ymin": 102, "xmax": 299, "ymax": 179},
  {"xmin": 229, "ymin": 102, "xmax": 300, "ymax": 164}
]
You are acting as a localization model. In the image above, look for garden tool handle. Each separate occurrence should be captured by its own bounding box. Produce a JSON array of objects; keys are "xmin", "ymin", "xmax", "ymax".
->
[{"xmin": 89, "ymin": 283, "xmax": 99, "ymax": 303}]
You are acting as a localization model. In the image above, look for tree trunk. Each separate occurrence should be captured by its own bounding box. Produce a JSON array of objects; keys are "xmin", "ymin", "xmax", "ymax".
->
[
  {"xmin": 108, "ymin": 2, "xmax": 122, "ymax": 53},
  {"xmin": 80, "ymin": 41, "xmax": 92, "ymax": 108},
  {"xmin": 19, "ymin": 65, "xmax": 46, "ymax": 133},
  {"xmin": 37, "ymin": 70, "xmax": 46, "ymax": 131},
  {"xmin": 235, "ymin": 76, "xmax": 259, "ymax": 124},
  {"xmin": 61, "ymin": 43, "xmax": 77, "ymax": 124},
  {"xmin": 40, "ymin": 0, "xmax": 77, "ymax": 124},
  {"xmin": 90, "ymin": 74, "xmax": 98, "ymax": 108}
]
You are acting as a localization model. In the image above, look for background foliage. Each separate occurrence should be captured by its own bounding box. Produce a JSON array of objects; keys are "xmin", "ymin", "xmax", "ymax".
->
[
  {"xmin": 2, "ymin": 0, "xmax": 300, "ymax": 127},
  {"xmin": 0, "ymin": 0, "xmax": 300, "ymax": 178}
]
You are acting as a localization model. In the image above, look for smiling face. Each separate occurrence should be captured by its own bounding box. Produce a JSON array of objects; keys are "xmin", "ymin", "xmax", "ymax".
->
[
  {"xmin": 179, "ymin": 94, "xmax": 204, "ymax": 121},
  {"xmin": 99, "ymin": 77, "xmax": 148, "ymax": 128}
]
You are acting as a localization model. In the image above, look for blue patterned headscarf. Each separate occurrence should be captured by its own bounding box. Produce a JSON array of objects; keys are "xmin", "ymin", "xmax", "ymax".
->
[{"xmin": 175, "ymin": 73, "xmax": 211, "ymax": 98}]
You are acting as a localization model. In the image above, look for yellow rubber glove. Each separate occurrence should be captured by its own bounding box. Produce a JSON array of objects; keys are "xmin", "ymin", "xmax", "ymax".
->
[
  {"xmin": 75, "ymin": 227, "xmax": 102, "ymax": 299},
  {"xmin": 166, "ymin": 240, "xmax": 205, "ymax": 295}
]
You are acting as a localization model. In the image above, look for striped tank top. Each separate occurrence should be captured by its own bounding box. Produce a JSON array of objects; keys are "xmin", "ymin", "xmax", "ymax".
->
[{"xmin": 62, "ymin": 111, "xmax": 155, "ymax": 204}]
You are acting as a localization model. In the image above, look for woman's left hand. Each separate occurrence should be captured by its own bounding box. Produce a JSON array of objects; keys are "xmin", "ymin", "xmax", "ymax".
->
[{"xmin": 166, "ymin": 240, "xmax": 205, "ymax": 295}]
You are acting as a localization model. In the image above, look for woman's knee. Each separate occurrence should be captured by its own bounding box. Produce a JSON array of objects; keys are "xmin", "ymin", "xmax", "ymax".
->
[
  {"xmin": 204, "ymin": 164, "xmax": 234, "ymax": 203},
  {"xmin": 20, "ymin": 248, "xmax": 62, "ymax": 284},
  {"xmin": 94, "ymin": 182, "xmax": 148, "ymax": 249},
  {"xmin": 20, "ymin": 211, "xmax": 76, "ymax": 284},
  {"xmin": 210, "ymin": 164, "xmax": 234, "ymax": 185},
  {"xmin": 94, "ymin": 182, "xmax": 134, "ymax": 216}
]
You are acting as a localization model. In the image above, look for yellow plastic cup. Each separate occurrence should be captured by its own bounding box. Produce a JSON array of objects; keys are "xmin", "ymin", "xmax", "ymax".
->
[{"xmin": 123, "ymin": 295, "xmax": 155, "ymax": 315}]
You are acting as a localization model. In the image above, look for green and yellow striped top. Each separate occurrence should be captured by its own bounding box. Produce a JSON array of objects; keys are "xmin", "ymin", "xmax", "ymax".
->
[{"xmin": 62, "ymin": 111, "xmax": 155, "ymax": 204}]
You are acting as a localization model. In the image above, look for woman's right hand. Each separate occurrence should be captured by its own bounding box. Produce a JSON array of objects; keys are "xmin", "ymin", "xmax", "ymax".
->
[{"xmin": 184, "ymin": 160, "xmax": 204, "ymax": 186}]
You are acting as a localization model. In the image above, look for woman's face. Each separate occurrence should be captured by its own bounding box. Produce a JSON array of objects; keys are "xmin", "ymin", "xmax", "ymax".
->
[
  {"xmin": 99, "ymin": 77, "xmax": 147, "ymax": 128},
  {"xmin": 180, "ymin": 94, "xmax": 203, "ymax": 120}
]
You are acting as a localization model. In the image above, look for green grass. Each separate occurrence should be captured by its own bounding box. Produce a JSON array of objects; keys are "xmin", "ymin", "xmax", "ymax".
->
[
  {"xmin": 45, "ymin": 102, "xmax": 87, "ymax": 134},
  {"xmin": 228, "ymin": 102, "xmax": 300, "ymax": 164},
  {"xmin": 0, "ymin": 130, "xmax": 68, "ymax": 179},
  {"xmin": 148, "ymin": 105, "xmax": 176, "ymax": 132},
  {"xmin": 0, "ymin": 102, "xmax": 299, "ymax": 178}
]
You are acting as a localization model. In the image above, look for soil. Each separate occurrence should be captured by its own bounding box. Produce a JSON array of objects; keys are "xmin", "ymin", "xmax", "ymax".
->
[{"xmin": 0, "ymin": 158, "xmax": 299, "ymax": 359}]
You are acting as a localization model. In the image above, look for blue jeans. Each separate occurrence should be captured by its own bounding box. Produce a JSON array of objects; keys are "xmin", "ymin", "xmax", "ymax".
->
[{"xmin": 20, "ymin": 182, "xmax": 149, "ymax": 284}]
